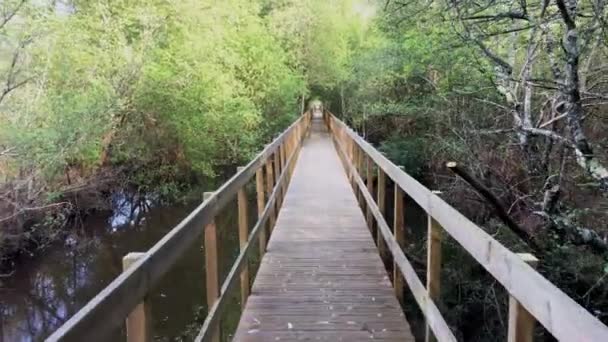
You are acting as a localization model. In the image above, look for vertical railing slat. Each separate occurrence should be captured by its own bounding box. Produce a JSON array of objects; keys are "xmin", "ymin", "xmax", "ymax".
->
[
  {"xmin": 255, "ymin": 167, "xmax": 266, "ymax": 257},
  {"xmin": 123, "ymin": 252, "xmax": 150, "ymax": 342},
  {"xmin": 366, "ymin": 155, "xmax": 374, "ymax": 233},
  {"xmin": 508, "ymin": 253, "xmax": 539, "ymax": 342},
  {"xmin": 273, "ymin": 150, "xmax": 281, "ymax": 206},
  {"xmin": 357, "ymin": 146, "xmax": 365, "ymax": 209},
  {"xmin": 265, "ymin": 158, "xmax": 276, "ymax": 231},
  {"xmin": 377, "ymin": 169, "xmax": 387, "ymax": 264},
  {"xmin": 393, "ymin": 182, "xmax": 405, "ymax": 304},
  {"xmin": 203, "ymin": 191, "xmax": 220, "ymax": 342},
  {"xmin": 236, "ymin": 167, "xmax": 250, "ymax": 310},
  {"xmin": 426, "ymin": 215, "xmax": 443, "ymax": 342}
]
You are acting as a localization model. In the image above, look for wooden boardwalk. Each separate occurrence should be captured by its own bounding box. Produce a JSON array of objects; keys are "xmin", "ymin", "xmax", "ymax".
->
[{"xmin": 233, "ymin": 115, "xmax": 415, "ymax": 341}]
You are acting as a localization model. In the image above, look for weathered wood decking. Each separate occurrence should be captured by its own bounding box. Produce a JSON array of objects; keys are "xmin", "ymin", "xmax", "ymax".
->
[{"xmin": 233, "ymin": 115, "xmax": 415, "ymax": 341}]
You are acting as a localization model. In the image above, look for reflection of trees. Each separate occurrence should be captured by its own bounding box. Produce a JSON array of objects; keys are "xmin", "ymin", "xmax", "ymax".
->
[
  {"xmin": 0, "ymin": 196, "xmax": 241, "ymax": 341},
  {"xmin": 0, "ymin": 233, "xmax": 114, "ymax": 341}
]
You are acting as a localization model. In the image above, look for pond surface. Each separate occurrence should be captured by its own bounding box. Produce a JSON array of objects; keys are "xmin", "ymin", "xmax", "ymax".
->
[{"xmin": 0, "ymin": 190, "xmax": 247, "ymax": 342}]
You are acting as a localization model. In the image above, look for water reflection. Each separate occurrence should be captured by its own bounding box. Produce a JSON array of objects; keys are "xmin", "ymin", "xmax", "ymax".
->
[
  {"xmin": 0, "ymin": 190, "xmax": 241, "ymax": 342},
  {"xmin": 109, "ymin": 192, "xmax": 155, "ymax": 230}
]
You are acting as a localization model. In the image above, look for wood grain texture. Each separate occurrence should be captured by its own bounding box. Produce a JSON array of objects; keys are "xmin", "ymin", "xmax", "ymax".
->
[
  {"xmin": 203, "ymin": 192, "xmax": 220, "ymax": 342},
  {"xmin": 366, "ymin": 156, "xmax": 375, "ymax": 236},
  {"xmin": 237, "ymin": 167, "xmax": 250, "ymax": 309},
  {"xmin": 233, "ymin": 114, "xmax": 415, "ymax": 342},
  {"xmin": 122, "ymin": 253, "xmax": 150, "ymax": 342},
  {"xmin": 508, "ymin": 253, "xmax": 539, "ymax": 342},
  {"xmin": 377, "ymin": 169, "xmax": 387, "ymax": 264},
  {"xmin": 265, "ymin": 158, "xmax": 276, "ymax": 231},
  {"xmin": 426, "ymin": 216, "xmax": 442, "ymax": 342},
  {"xmin": 255, "ymin": 168, "xmax": 267, "ymax": 257},
  {"xmin": 393, "ymin": 183, "xmax": 405, "ymax": 304}
]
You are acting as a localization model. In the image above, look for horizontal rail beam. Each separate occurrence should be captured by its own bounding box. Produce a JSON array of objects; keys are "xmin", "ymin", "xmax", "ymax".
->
[
  {"xmin": 328, "ymin": 112, "xmax": 608, "ymax": 341},
  {"xmin": 47, "ymin": 114, "xmax": 309, "ymax": 342}
]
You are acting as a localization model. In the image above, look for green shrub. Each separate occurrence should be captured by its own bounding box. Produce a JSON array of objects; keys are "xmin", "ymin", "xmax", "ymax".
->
[{"xmin": 378, "ymin": 135, "xmax": 426, "ymax": 179}]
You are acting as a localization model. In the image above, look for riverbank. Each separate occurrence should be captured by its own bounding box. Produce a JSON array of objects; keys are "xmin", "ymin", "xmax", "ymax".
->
[{"xmin": 0, "ymin": 191, "xmax": 241, "ymax": 341}]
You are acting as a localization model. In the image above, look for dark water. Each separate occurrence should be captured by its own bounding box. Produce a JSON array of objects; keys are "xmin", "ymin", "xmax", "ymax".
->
[{"xmin": 0, "ymin": 190, "xmax": 247, "ymax": 342}]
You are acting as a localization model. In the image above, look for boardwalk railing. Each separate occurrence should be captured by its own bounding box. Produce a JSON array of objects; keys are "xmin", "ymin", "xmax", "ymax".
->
[
  {"xmin": 47, "ymin": 111, "xmax": 312, "ymax": 342},
  {"xmin": 324, "ymin": 110, "xmax": 608, "ymax": 342}
]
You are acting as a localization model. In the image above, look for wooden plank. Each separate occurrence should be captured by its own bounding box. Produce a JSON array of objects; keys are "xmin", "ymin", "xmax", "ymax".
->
[
  {"xmin": 233, "ymin": 112, "xmax": 415, "ymax": 342},
  {"xmin": 46, "ymin": 115, "xmax": 308, "ymax": 342},
  {"xmin": 426, "ymin": 216, "xmax": 443, "ymax": 342},
  {"xmin": 236, "ymin": 167, "xmax": 250, "ymax": 310},
  {"xmin": 328, "ymin": 112, "xmax": 608, "ymax": 341},
  {"xmin": 255, "ymin": 168, "xmax": 267, "ymax": 257},
  {"xmin": 122, "ymin": 253, "xmax": 150, "ymax": 342},
  {"xmin": 393, "ymin": 182, "xmax": 405, "ymax": 304},
  {"xmin": 203, "ymin": 192, "xmax": 220, "ymax": 342},
  {"xmin": 508, "ymin": 253, "xmax": 539, "ymax": 342}
]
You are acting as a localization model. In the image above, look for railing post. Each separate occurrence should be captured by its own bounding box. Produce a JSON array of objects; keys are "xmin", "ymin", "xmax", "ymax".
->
[
  {"xmin": 281, "ymin": 143, "xmax": 287, "ymax": 169},
  {"xmin": 255, "ymin": 167, "xmax": 267, "ymax": 257},
  {"xmin": 236, "ymin": 167, "xmax": 250, "ymax": 310},
  {"xmin": 123, "ymin": 253, "xmax": 150, "ymax": 342},
  {"xmin": 393, "ymin": 182, "xmax": 405, "ymax": 303},
  {"xmin": 203, "ymin": 192, "xmax": 220, "ymax": 342},
  {"xmin": 265, "ymin": 158, "xmax": 276, "ymax": 231},
  {"xmin": 366, "ymin": 155, "xmax": 374, "ymax": 233},
  {"xmin": 274, "ymin": 150, "xmax": 281, "ymax": 206},
  {"xmin": 508, "ymin": 253, "xmax": 539, "ymax": 342},
  {"xmin": 349, "ymin": 138, "xmax": 356, "ymax": 188},
  {"xmin": 377, "ymin": 169, "xmax": 387, "ymax": 263},
  {"xmin": 279, "ymin": 144, "xmax": 287, "ymax": 203},
  {"xmin": 426, "ymin": 214, "xmax": 443, "ymax": 342},
  {"xmin": 356, "ymin": 148, "xmax": 364, "ymax": 206}
]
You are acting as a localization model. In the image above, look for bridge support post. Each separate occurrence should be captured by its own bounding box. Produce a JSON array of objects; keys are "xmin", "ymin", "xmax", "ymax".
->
[
  {"xmin": 280, "ymin": 144, "xmax": 287, "ymax": 200},
  {"xmin": 377, "ymin": 169, "xmax": 387, "ymax": 264},
  {"xmin": 356, "ymin": 147, "xmax": 364, "ymax": 207},
  {"xmin": 508, "ymin": 253, "xmax": 538, "ymax": 342},
  {"xmin": 393, "ymin": 182, "xmax": 405, "ymax": 304},
  {"xmin": 237, "ymin": 167, "xmax": 250, "ymax": 310},
  {"xmin": 203, "ymin": 192, "xmax": 220, "ymax": 342},
  {"xmin": 122, "ymin": 252, "xmax": 150, "ymax": 342},
  {"xmin": 256, "ymin": 167, "xmax": 267, "ymax": 257},
  {"xmin": 426, "ymin": 215, "xmax": 443, "ymax": 342},
  {"xmin": 366, "ymin": 156, "xmax": 374, "ymax": 235},
  {"xmin": 274, "ymin": 151, "xmax": 281, "ymax": 207},
  {"xmin": 265, "ymin": 158, "xmax": 276, "ymax": 231}
]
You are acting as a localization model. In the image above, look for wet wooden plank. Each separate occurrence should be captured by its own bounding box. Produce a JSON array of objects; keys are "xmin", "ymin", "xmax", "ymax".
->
[{"xmin": 233, "ymin": 115, "xmax": 414, "ymax": 341}]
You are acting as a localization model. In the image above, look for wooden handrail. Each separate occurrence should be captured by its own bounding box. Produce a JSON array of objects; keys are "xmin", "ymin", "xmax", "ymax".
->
[
  {"xmin": 330, "ymin": 118, "xmax": 457, "ymax": 342},
  {"xmin": 325, "ymin": 110, "xmax": 608, "ymax": 342},
  {"xmin": 194, "ymin": 118, "xmax": 306, "ymax": 342},
  {"xmin": 47, "ymin": 111, "xmax": 312, "ymax": 342}
]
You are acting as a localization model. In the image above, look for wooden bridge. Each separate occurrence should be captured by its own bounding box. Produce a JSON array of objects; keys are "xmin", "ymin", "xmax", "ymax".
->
[{"xmin": 48, "ymin": 110, "xmax": 608, "ymax": 341}]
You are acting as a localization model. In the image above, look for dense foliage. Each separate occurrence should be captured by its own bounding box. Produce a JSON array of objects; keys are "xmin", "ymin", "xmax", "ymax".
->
[{"xmin": 2, "ymin": 0, "xmax": 608, "ymax": 340}]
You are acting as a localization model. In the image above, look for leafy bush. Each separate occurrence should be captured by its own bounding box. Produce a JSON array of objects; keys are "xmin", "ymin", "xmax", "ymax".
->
[{"xmin": 378, "ymin": 135, "xmax": 427, "ymax": 179}]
